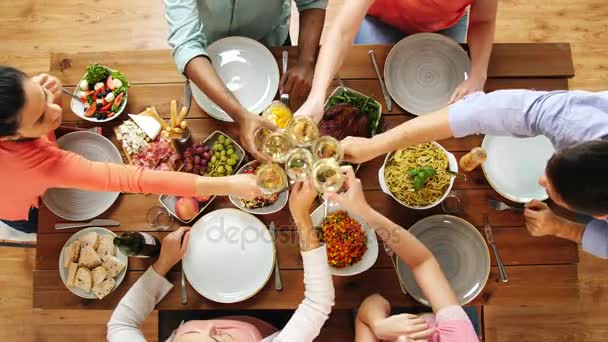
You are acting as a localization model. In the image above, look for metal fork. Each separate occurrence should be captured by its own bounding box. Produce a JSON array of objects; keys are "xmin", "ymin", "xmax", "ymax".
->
[
  {"xmin": 383, "ymin": 241, "xmax": 407, "ymax": 295},
  {"xmin": 488, "ymin": 199, "xmax": 524, "ymax": 212},
  {"xmin": 280, "ymin": 51, "xmax": 289, "ymax": 106}
]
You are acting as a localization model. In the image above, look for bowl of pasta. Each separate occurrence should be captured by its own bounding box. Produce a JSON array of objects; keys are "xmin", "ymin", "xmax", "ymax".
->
[{"xmin": 378, "ymin": 142, "xmax": 457, "ymax": 210}]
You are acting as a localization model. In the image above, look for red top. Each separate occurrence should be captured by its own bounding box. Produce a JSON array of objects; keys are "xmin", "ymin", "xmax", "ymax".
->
[
  {"xmin": 368, "ymin": 0, "xmax": 473, "ymax": 34},
  {"xmin": 0, "ymin": 133, "xmax": 198, "ymax": 220}
]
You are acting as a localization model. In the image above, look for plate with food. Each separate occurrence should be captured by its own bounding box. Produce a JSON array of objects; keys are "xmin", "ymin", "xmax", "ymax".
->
[
  {"xmin": 395, "ymin": 215, "xmax": 490, "ymax": 306},
  {"xmin": 310, "ymin": 205, "xmax": 378, "ymax": 276},
  {"xmin": 321, "ymin": 87, "xmax": 382, "ymax": 141},
  {"xmin": 229, "ymin": 161, "xmax": 289, "ymax": 215},
  {"xmin": 71, "ymin": 64, "xmax": 130, "ymax": 122},
  {"xmin": 190, "ymin": 37, "xmax": 279, "ymax": 122},
  {"xmin": 482, "ymin": 135, "xmax": 555, "ymax": 203},
  {"xmin": 384, "ymin": 33, "xmax": 471, "ymax": 115},
  {"xmin": 59, "ymin": 227, "xmax": 128, "ymax": 300},
  {"xmin": 160, "ymin": 131, "xmax": 246, "ymax": 224},
  {"xmin": 183, "ymin": 208, "xmax": 275, "ymax": 303},
  {"xmin": 43, "ymin": 131, "xmax": 123, "ymax": 221},
  {"xmin": 379, "ymin": 142, "xmax": 457, "ymax": 210}
]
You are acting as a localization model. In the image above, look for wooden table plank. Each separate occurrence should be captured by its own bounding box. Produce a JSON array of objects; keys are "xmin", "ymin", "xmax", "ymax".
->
[
  {"xmin": 32, "ymin": 264, "xmax": 580, "ymax": 310},
  {"xmin": 51, "ymin": 44, "xmax": 574, "ymax": 86},
  {"xmin": 60, "ymin": 77, "xmax": 570, "ymax": 122}
]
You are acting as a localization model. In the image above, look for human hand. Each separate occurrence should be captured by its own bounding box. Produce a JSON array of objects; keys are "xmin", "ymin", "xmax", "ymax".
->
[
  {"xmin": 524, "ymin": 200, "xmax": 562, "ymax": 237},
  {"xmin": 33, "ymin": 73, "xmax": 62, "ymax": 101},
  {"xmin": 224, "ymin": 173, "xmax": 261, "ymax": 198},
  {"xmin": 293, "ymin": 95, "xmax": 325, "ymax": 123},
  {"xmin": 289, "ymin": 180, "xmax": 319, "ymax": 224},
  {"xmin": 280, "ymin": 61, "xmax": 314, "ymax": 97},
  {"xmin": 152, "ymin": 227, "xmax": 191, "ymax": 276},
  {"xmin": 239, "ymin": 113, "xmax": 277, "ymax": 161},
  {"xmin": 324, "ymin": 166, "xmax": 370, "ymax": 215},
  {"xmin": 342, "ymin": 136, "xmax": 378, "ymax": 164},
  {"xmin": 448, "ymin": 73, "xmax": 486, "ymax": 104},
  {"xmin": 371, "ymin": 314, "xmax": 433, "ymax": 341}
]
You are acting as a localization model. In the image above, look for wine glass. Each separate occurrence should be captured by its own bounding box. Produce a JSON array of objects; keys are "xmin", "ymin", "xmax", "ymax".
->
[
  {"xmin": 285, "ymin": 148, "xmax": 315, "ymax": 183},
  {"xmin": 256, "ymin": 162, "xmax": 288, "ymax": 194},
  {"xmin": 311, "ymin": 158, "xmax": 345, "ymax": 218},
  {"xmin": 254, "ymin": 127, "xmax": 272, "ymax": 152},
  {"xmin": 286, "ymin": 116, "xmax": 319, "ymax": 147},
  {"xmin": 312, "ymin": 136, "xmax": 344, "ymax": 163},
  {"xmin": 261, "ymin": 131, "xmax": 293, "ymax": 163},
  {"xmin": 146, "ymin": 205, "xmax": 174, "ymax": 230}
]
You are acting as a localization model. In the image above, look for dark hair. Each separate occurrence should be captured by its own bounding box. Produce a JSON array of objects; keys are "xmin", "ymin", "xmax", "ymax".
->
[
  {"xmin": 0, "ymin": 66, "xmax": 27, "ymax": 137},
  {"xmin": 546, "ymin": 140, "xmax": 608, "ymax": 216}
]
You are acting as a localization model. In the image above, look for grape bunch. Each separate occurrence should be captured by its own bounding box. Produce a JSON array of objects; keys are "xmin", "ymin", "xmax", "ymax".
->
[{"xmin": 183, "ymin": 134, "xmax": 239, "ymax": 177}]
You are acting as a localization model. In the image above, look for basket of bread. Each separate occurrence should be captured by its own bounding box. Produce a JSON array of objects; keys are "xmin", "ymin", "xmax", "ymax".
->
[{"xmin": 59, "ymin": 228, "xmax": 128, "ymax": 299}]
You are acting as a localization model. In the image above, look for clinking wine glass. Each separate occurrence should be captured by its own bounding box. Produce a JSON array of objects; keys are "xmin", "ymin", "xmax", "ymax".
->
[
  {"xmin": 256, "ymin": 162, "xmax": 288, "ymax": 194},
  {"xmin": 312, "ymin": 158, "xmax": 345, "ymax": 218},
  {"xmin": 286, "ymin": 116, "xmax": 319, "ymax": 148},
  {"xmin": 261, "ymin": 131, "xmax": 293, "ymax": 164},
  {"xmin": 285, "ymin": 148, "xmax": 315, "ymax": 183},
  {"xmin": 312, "ymin": 135, "xmax": 344, "ymax": 163}
]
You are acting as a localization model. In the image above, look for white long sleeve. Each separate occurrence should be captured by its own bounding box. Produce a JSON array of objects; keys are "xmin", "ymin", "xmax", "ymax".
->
[
  {"xmin": 107, "ymin": 267, "xmax": 174, "ymax": 342},
  {"xmin": 266, "ymin": 246, "xmax": 335, "ymax": 342}
]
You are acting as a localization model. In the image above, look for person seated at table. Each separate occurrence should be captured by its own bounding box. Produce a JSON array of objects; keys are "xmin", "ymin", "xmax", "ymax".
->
[
  {"xmin": 293, "ymin": 0, "xmax": 497, "ymax": 122},
  {"xmin": 0, "ymin": 66, "xmax": 260, "ymax": 234},
  {"xmin": 164, "ymin": 0, "xmax": 327, "ymax": 160},
  {"xmin": 323, "ymin": 168, "xmax": 477, "ymax": 341},
  {"xmin": 107, "ymin": 180, "xmax": 335, "ymax": 342},
  {"xmin": 338, "ymin": 89, "xmax": 608, "ymax": 259}
]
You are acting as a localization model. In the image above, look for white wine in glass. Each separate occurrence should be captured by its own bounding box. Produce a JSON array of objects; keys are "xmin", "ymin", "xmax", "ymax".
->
[
  {"xmin": 287, "ymin": 116, "xmax": 319, "ymax": 147},
  {"xmin": 312, "ymin": 136, "xmax": 344, "ymax": 162},
  {"xmin": 312, "ymin": 158, "xmax": 344, "ymax": 193},
  {"xmin": 256, "ymin": 162, "xmax": 288, "ymax": 194},
  {"xmin": 254, "ymin": 127, "xmax": 272, "ymax": 152},
  {"xmin": 262, "ymin": 131, "xmax": 292, "ymax": 163},
  {"xmin": 285, "ymin": 148, "xmax": 314, "ymax": 183}
]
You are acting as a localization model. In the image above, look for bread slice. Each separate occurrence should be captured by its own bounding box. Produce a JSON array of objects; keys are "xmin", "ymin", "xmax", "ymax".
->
[
  {"xmin": 74, "ymin": 267, "xmax": 93, "ymax": 293},
  {"xmin": 102, "ymin": 256, "xmax": 126, "ymax": 278},
  {"xmin": 78, "ymin": 232, "xmax": 99, "ymax": 249},
  {"xmin": 79, "ymin": 245, "xmax": 102, "ymax": 269},
  {"xmin": 96, "ymin": 235, "xmax": 115, "ymax": 261},
  {"xmin": 63, "ymin": 240, "xmax": 81, "ymax": 268},
  {"xmin": 92, "ymin": 278, "xmax": 116, "ymax": 299},
  {"xmin": 66, "ymin": 262, "xmax": 79, "ymax": 287},
  {"xmin": 91, "ymin": 266, "xmax": 107, "ymax": 287}
]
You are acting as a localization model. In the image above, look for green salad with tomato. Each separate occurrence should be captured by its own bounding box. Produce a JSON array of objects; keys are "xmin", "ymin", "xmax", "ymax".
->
[{"xmin": 77, "ymin": 64, "xmax": 130, "ymax": 120}]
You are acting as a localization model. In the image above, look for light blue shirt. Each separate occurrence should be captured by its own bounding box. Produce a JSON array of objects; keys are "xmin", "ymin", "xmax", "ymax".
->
[
  {"xmin": 449, "ymin": 90, "xmax": 608, "ymax": 258},
  {"xmin": 164, "ymin": 0, "xmax": 327, "ymax": 73}
]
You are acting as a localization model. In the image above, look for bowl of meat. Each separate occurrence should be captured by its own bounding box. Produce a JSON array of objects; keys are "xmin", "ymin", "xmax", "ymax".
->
[{"xmin": 229, "ymin": 160, "xmax": 289, "ymax": 215}]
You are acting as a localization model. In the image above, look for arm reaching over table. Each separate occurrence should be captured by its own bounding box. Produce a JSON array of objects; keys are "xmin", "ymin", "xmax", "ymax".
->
[
  {"xmin": 107, "ymin": 227, "xmax": 191, "ymax": 342},
  {"xmin": 325, "ymin": 169, "xmax": 477, "ymax": 341}
]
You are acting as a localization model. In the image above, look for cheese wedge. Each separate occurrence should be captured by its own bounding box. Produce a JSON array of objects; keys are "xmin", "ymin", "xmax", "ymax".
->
[
  {"xmin": 129, "ymin": 114, "xmax": 162, "ymax": 140},
  {"xmin": 140, "ymin": 107, "xmax": 169, "ymax": 129}
]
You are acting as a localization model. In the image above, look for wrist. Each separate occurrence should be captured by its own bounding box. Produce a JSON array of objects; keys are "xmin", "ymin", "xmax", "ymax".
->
[
  {"xmin": 152, "ymin": 259, "xmax": 172, "ymax": 276},
  {"xmin": 552, "ymin": 217, "xmax": 585, "ymax": 243}
]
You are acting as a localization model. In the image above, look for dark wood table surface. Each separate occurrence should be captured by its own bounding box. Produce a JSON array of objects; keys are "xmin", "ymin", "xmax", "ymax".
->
[{"xmin": 34, "ymin": 43, "xmax": 580, "ymax": 311}]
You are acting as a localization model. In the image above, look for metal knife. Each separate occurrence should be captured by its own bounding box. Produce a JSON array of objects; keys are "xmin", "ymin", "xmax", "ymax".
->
[
  {"xmin": 368, "ymin": 50, "xmax": 392, "ymax": 111},
  {"xmin": 483, "ymin": 215, "xmax": 508, "ymax": 283},
  {"xmin": 55, "ymin": 219, "xmax": 120, "ymax": 230},
  {"xmin": 181, "ymin": 265, "xmax": 188, "ymax": 305},
  {"xmin": 269, "ymin": 222, "xmax": 283, "ymax": 291},
  {"xmin": 183, "ymin": 78, "xmax": 192, "ymax": 115}
]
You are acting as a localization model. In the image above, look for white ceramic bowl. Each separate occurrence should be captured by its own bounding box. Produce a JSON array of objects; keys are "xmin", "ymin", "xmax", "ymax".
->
[
  {"xmin": 229, "ymin": 161, "xmax": 289, "ymax": 215},
  {"xmin": 310, "ymin": 202, "xmax": 379, "ymax": 276},
  {"xmin": 70, "ymin": 66, "xmax": 128, "ymax": 123},
  {"xmin": 378, "ymin": 141, "xmax": 457, "ymax": 210},
  {"xmin": 58, "ymin": 227, "xmax": 128, "ymax": 299}
]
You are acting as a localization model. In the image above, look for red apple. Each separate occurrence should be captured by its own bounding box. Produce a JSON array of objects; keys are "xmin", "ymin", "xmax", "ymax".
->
[
  {"xmin": 195, "ymin": 195, "xmax": 210, "ymax": 203},
  {"xmin": 175, "ymin": 197, "xmax": 199, "ymax": 221}
]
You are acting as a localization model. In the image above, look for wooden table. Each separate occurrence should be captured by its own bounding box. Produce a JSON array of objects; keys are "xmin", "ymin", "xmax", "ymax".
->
[{"xmin": 34, "ymin": 44, "xmax": 580, "ymax": 312}]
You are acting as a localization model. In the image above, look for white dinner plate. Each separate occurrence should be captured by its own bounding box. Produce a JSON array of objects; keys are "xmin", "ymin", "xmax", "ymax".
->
[
  {"xmin": 396, "ymin": 215, "xmax": 490, "ymax": 306},
  {"xmin": 310, "ymin": 202, "xmax": 378, "ymax": 276},
  {"xmin": 43, "ymin": 132, "xmax": 122, "ymax": 221},
  {"xmin": 482, "ymin": 135, "xmax": 555, "ymax": 203},
  {"xmin": 58, "ymin": 227, "xmax": 128, "ymax": 299},
  {"xmin": 191, "ymin": 36, "xmax": 280, "ymax": 121},
  {"xmin": 384, "ymin": 33, "xmax": 471, "ymax": 115},
  {"xmin": 229, "ymin": 161, "xmax": 289, "ymax": 215},
  {"xmin": 183, "ymin": 208, "xmax": 275, "ymax": 303}
]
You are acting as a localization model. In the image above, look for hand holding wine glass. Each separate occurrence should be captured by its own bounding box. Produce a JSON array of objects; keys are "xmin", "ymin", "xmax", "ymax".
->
[
  {"xmin": 285, "ymin": 148, "xmax": 315, "ymax": 183},
  {"xmin": 256, "ymin": 162, "xmax": 288, "ymax": 194},
  {"xmin": 324, "ymin": 166, "xmax": 370, "ymax": 215},
  {"xmin": 152, "ymin": 227, "xmax": 191, "ymax": 276}
]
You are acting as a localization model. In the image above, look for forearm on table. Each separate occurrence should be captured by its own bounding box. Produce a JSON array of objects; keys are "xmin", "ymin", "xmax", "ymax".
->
[
  {"xmin": 185, "ymin": 57, "xmax": 250, "ymax": 122},
  {"xmin": 552, "ymin": 217, "xmax": 585, "ymax": 244},
  {"xmin": 356, "ymin": 294, "xmax": 390, "ymax": 338},
  {"xmin": 307, "ymin": 0, "xmax": 372, "ymax": 103},
  {"xmin": 466, "ymin": 0, "xmax": 497, "ymax": 80},
  {"xmin": 369, "ymin": 107, "xmax": 453, "ymax": 156},
  {"xmin": 296, "ymin": 9, "xmax": 326, "ymax": 66}
]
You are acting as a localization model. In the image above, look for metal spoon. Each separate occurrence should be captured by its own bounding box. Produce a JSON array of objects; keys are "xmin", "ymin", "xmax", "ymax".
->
[{"xmin": 61, "ymin": 87, "xmax": 84, "ymax": 104}]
